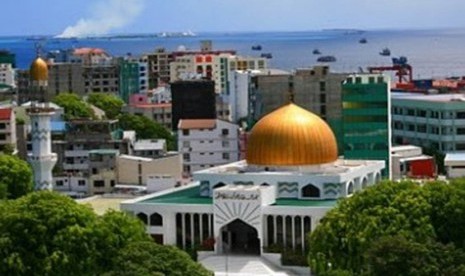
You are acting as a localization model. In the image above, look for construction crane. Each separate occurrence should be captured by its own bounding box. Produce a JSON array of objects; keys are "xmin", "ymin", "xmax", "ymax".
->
[{"xmin": 368, "ymin": 56, "xmax": 413, "ymax": 84}]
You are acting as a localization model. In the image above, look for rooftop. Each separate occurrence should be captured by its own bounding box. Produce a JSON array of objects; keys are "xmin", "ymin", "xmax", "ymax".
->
[
  {"xmin": 77, "ymin": 196, "xmax": 126, "ymax": 215},
  {"xmin": 138, "ymin": 185, "xmax": 337, "ymax": 207},
  {"xmin": 134, "ymin": 139, "xmax": 166, "ymax": 151},
  {"xmin": 391, "ymin": 92, "xmax": 465, "ymax": 103},
  {"xmin": 178, "ymin": 119, "xmax": 216, "ymax": 130},
  {"xmin": 445, "ymin": 152, "xmax": 465, "ymax": 162}
]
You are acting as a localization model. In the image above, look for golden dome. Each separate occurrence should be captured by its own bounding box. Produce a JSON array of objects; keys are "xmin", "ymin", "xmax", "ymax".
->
[
  {"xmin": 30, "ymin": 57, "xmax": 48, "ymax": 81},
  {"xmin": 246, "ymin": 103, "xmax": 338, "ymax": 166}
]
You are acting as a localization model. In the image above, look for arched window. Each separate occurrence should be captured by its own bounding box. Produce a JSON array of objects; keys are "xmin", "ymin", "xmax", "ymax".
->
[
  {"xmin": 347, "ymin": 182, "xmax": 354, "ymax": 195},
  {"xmin": 302, "ymin": 184, "xmax": 320, "ymax": 198},
  {"xmin": 375, "ymin": 173, "xmax": 381, "ymax": 183},
  {"xmin": 150, "ymin": 213, "xmax": 163, "ymax": 226},
  {"xmin": 136, "ymin": 212, "xmax": 148, "ymax": 225},
  {"xmin": 361, "ymin": 178, "xmax": 368, "ymax": 189},
  {"xmin": 213, "ymin": 182, "xmax": 226, "ymax": 189},
  {"xmin": 260, "ymin": 182, "xmax": 270, "ymax": 187}
]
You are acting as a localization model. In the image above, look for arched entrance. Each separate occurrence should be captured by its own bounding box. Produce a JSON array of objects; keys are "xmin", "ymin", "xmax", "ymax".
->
[{"xmin": 221, "ymin": 219, "xmax": 260, "ymax": 255}]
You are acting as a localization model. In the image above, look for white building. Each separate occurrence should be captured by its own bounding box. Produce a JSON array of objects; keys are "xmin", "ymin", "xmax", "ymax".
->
[
  {"xmin": 122, "ymin": 103, "xmax": 384, "ymax": 257},
  {"xmin": 445, "ymin": 152, "xmax": 465, "ymax": 178},
  {"xmin": 0, "ymin": 108, "xmax": 16, "ymax": 152},
  {"xmin": 0, "ymin": 63, "xmax": 15, "ymax": 88},
  {"xmin": 391, "ymin": 145, "xmax": 436, "ymax": 180},
  {"xmin": 133, "ymin": 139, "xmax": 167, "ymax": 158},
  {"xmin": 177, "ymin": 119, "xmax": 240, "ymax": 175}
]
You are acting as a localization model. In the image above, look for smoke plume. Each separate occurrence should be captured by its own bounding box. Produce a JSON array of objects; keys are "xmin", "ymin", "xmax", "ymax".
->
[{"xmin": 57, "ymin": 0, "xmax": 145, "ymax": 38}]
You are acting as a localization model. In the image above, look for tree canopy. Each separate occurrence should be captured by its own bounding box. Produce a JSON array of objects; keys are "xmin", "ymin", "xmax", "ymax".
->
[
  {"xmin": 0, "ymin": 154, "xmax": 33, "ymax": 199},
  {"xmin": 0, "ymin": 192, "xmax": 211, "ymax": 275},
  {"xmin": 52, "ymin": 93, "xmax": 95, "ymax": 120},
  {"xmin": 118, "ymin": 113, "xmax": 176, "ymax": 150},
  {"xmin": 104, "ymin": 241, "xmax": 213, "ymax": 276},
  {"xmin": 308, "ymin": 180, "xmax": 465, "ymax": 275},
  {"xmin": 87, "ymin": 92, "xmax": 125, "ymax": 119}
]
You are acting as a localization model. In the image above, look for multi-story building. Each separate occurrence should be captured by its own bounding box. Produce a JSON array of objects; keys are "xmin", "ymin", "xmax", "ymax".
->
[
  {"xmin": 392, "ymin": 92, "xmax": 465, "ymax": 153},
  {"xmin": 123, "ymin": 102, "xmax": 172, "ymax": 130},
  {"xmin": 0, "ymin": 63, "xmax": 16, "ymax": 89},
  {"xmin": 53, "ymin": 120, "xmax": 132, "ymax": 175},
  {"xmin": 119, "ymin": 58, "xmax": 140, "ymax": 103},
  {"xmin": 146, "ymin": 48, "xmax": 173, "ymax": 89},
  {"xmin": 0, "ymin": 108, "xmax": 16, "ymax": 152},
  {"xmin": 177, "ymin": 119, "xmax": 240, "ymax": 175},
  {"xmin": 339, "ymin": 74, "xmax": 391, "ymax": 178},
  {"xmin": 47, "ymin": 63, "xmax": 84, "ymax": 97},
  {"xmin": 171, "ymin": 80, "xmax": 216, "ymax": 131}
]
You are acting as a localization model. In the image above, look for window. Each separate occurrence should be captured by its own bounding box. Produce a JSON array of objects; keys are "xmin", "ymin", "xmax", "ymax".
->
[
  {"xmin": 183, "ymin": 153, "xmax": 190, "ymax": 162},
  {"xmin": 222, "ymin": 141, "xmax": 230, "ymax": 147},
  {"xmin": 182, "ymin": 129, "xmax": 189, "ymax": 136},
  {"xmin": 319, "ymin": 93, "xmax": 326, "ymax": 103},
  {"xmin": 93, "ymin": 180, "xmax": 105, "ymax": 187},
  {"xmin": 347, "ymin": 182, "xmax": 354, "ymax": 195},
  {"xmin": 110, "ymin": 180, "xmax": 115, "ymax": 187},
  {"xmin": 183, "ymin": 141, "xmax": 190, "ymax": 147},
  {"xmin": 56, "ymin": 180, "xmax": 64, "ymax": 186},
  {"xmin": 221, "ymin": 128, "xmax": 229, "ymax": 135},
  {"xmin": 213, "ymin": 182, "xmax": 226, "ymax": 189},
  {"xmin": 319, "ymin": 81, "xmax": 326, "ymax": 92},
  {"xmin": 150, "ymin": 213, "xmax": 163, "ymax": 226},
  {"xmin": 78, "ymin": 180, "xmax": 86, "ymax": 186},
  {"xmin": 0, "ymin": 123, "xmax": 5, "ymax": 129},
  {"xmin": 368, "ymin": 76, "xmax": 375, "ymax": 83},
  {"xmin": 137, "ymin": 213, "xmax": 148, "ymax": 225},
  {"xmin": 302, "ymin": 184, "xmax": 320, "ymax": 198},
  {"xmin": 222, "ymin": 152, "xmax": 230, "ymax": 160},
  {"xmin": 355, "ymin": 77, "xmax": 362, "ymax": 84}
]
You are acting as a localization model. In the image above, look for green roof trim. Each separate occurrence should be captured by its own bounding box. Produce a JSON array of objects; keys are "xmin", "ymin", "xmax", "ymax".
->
[
  {"xmin": 141, "ymin": 186, "xmax": 212, "ymax": 205},
  {"xmin": 140, "ymin": 186, "xmax": 338, "ymax": 207}
]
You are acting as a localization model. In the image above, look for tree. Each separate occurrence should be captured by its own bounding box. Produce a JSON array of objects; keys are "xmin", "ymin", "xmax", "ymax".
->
[
  {"xmin": 104, "ymin": 241, "xmax": 213, "ymax": 276},
  {"xmin": 118, "ymin": 113, "xmax": 176, "ymax": 150},
  {"xmin": 52, "ymin": 93, "xmax": 95, "ymax": 120},
  {"xmin": 365, "ymin": 236, "xmax": 465, "ymax": 276},
  {"xmin": 0, "ymin": 154, "xmax": 33, "ymax": 199},
  {"xmin": 87, "ymin": 92, "xmax": 125, "ymax": 119},
  {"xmin": 308, "ymin": 180, "xmax": 465, "ymax": 275},
  {"xmin": 0, "ymin": 192, "xmax": 149, "ymax": 275}
]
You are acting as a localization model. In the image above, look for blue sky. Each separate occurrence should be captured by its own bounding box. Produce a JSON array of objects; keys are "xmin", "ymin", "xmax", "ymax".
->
[{"xmin": 2, "ymin": 0, "xmax": 465, "ymax": 36}]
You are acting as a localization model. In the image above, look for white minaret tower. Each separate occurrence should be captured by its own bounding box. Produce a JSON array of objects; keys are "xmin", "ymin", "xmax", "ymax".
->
[{"xmin": 27, "ymin": 56, "xmax": 57, "ymax": 190}]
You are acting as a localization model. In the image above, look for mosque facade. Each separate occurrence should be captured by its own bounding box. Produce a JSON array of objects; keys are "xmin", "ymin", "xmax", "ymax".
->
[{"xmin": 122, "ymin": 103, "xmax": 384, "ymax": 255}]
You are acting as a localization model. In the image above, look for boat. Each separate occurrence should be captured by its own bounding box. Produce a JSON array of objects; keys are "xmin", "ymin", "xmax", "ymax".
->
[
  {"xmin": 359, "ymin": 38, "xmax": 367, "ymax": 44},
  {"xmin": 317, "ymin": 55, "xmax": 336, "ymax": 62},
  {"xmin": 260, "ymin": 53, "xmax": 272, "ymax": 59},
  {"xmin": 251, "ymin": 45, "xmax": 262, "ymax": 51},
  {"xmin": 379, "ymin": 48, "xmax": 391, "ymax": 56},
  {"xmin": 312, "ymin": 49, "xmax": 321, "ymax": 55}
]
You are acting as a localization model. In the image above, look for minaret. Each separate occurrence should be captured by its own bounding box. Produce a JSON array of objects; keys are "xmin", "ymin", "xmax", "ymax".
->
[{"xmin": 27, "ymin": 55, "xmax": 57, "ymax": 190}]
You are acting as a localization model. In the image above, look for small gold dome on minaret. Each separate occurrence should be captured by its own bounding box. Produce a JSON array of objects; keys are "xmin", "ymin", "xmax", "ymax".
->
[
  {"xmin": 246, "ymin": 103, "xmax": 338, "ymax": 166},
  {"xmin": 30, "ymin": 57, "xmax": 48, "ymax": 81}
]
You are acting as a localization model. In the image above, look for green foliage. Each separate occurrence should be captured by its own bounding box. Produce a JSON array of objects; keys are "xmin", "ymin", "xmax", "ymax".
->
[
  {"xmin": 0, "ymin": 154, "xmax": 33, "ymax": 199},
  {"xmin": 118, "ymin": 113, "xmax": 176, "ymax": 150},
  {"xmin": 0, "ymin": 143, "xmax": 15, "ymax": 155},
  {"xmin": 308, "ymin": 180, "xmax": 465, "ymax": 275},
  {"xmin": 87, "ymin": 92, "xmax": 125, "ymax": 119},
  {"xmin": 365, "ymin": 236, "xmax": 465, "ymax": 276},
  {"xmin": 52, "ymin": 93, "xmax": 95, "ymax": 120},
  {"xmin": 104, "ymin": 241, "xmax": 213, "ymax": 276},
  {"xmin": 0, "ymin": 192, "xmax": 149, "ymax": 275}
]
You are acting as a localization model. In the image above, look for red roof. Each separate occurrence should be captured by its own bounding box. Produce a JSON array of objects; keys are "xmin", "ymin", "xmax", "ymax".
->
[
  {"xmin": 73, "ymin": 47, "xmax": 107, "ymax": 56},
  {"xmin": 0, "ymin": 108, "xmax": 12, "ymax": 120}
]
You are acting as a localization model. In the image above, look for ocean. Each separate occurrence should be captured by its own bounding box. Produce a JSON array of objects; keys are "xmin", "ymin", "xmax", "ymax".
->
[{"xmin": 2, "ymin": 29, "xmax": 465, "ymax": 79}]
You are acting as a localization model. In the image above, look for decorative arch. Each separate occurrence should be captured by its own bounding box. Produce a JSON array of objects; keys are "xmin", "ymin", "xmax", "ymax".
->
[
  {"xmin": 347, "ymin": 181, "xmax": 354, "ymax": 195},
  {"xmin": 136, "ymin": 212, "xmax": 148, "ymax": 225},
  {"xmin": 260, "ymin": 182, "xmax": 271, "ymax": 187},
  {"xmin": 361, "ymin": 177, "xmax": 368, "ymax": 189},
  {"xmin": 150, "ymin": 213, "xmax": 163, "ymax": 226},
  {"xmin": 221, "ymin": 219, "xmax": 260, "ymax": 255},
  {"xmin": 375, "ymin": 172, "xmax": 381, "ymax": 183},
  {"xmin": 302, "ymin": 184, "xmax": 320, "ymax": 198}
]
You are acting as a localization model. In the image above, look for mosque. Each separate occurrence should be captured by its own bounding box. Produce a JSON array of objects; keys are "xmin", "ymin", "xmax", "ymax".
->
[{"xmin": 122, "ymin": 102, "xmax": 384, "ymax": 255}]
